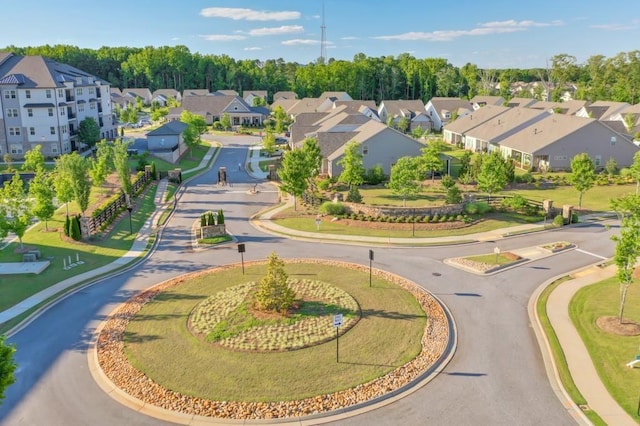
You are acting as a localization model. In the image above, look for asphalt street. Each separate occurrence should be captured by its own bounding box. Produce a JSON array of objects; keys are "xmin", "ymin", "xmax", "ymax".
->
[{"xmin": 0, "ymin": 134, "xmax": 616, "ymax": 426}]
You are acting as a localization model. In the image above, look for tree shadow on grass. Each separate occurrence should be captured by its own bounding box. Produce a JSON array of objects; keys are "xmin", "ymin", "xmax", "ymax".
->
[{"xmin": 360, "ymin": 308, "xmax": 426, "ymax": 321}]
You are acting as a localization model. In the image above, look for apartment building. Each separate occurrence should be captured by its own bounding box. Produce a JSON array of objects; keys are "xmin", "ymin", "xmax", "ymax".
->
[{"xmin": 0, "ymin": 52, "xmax": 116, "ymax": 158}]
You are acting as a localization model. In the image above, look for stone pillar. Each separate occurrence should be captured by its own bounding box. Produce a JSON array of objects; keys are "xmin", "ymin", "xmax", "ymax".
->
[
  {"xmin": 562, "ymin": 205, "xmax": 573, "ymax": 223},
  {"xmin": 79, "ymin": 216, "xmax": 91, "ymax": 239},
  {"xmin": 543, "ymin": 199, "xmax": 553, "ymax": 215}
]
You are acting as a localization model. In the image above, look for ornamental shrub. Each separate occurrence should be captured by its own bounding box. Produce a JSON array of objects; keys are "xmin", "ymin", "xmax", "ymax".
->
[
  {"xmin": 217, "ymin": 209, "xmax": 225, "ymax": 224},
  {"xmin": 553, "ymin": 214, "xmax": 565, "ymax": 227},
  {"xmin": 319, "ymin": 201, "xmax": 346, "ymax": 216}
]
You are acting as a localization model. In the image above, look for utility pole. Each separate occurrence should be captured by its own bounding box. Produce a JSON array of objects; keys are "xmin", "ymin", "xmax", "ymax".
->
[{"xmin": 320, "ymin": 0, "xmax": 327, "ymax": 64}]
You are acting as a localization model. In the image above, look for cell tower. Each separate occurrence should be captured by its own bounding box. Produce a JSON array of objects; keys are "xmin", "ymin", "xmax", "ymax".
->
[{"xmin": 320, "ymin": 0, "xmax": 327, "ymax": 64}]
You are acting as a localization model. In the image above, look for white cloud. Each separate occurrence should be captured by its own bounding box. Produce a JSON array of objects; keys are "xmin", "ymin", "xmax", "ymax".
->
[
  {"xmin": 200, "ymin": 7, "xmax": 300, "ymax": 21},
  {"xmin": 244, "ymin": 47, "xmax": 263, "ymax": 51},
  {"xmin": 374, "ymin": 19, "xmax": 563, "ymax": 42},
  {"xmin": 282, "ymin": 39, "xmax": 320, "ymax": 46},
  {"xmin": 249, "ymin": 25, "xmax": 304, "ymax": 36},
  {"xmin": 200, "ymin": 34, "xmax": 247, "ymax": 41},
  {"xmin": 590, "ymin": 23, "xmax": 636, "ymax": 31},
  {"xmin": 341, "ymin": 36, "xmax": 360, "ymax": 40}
]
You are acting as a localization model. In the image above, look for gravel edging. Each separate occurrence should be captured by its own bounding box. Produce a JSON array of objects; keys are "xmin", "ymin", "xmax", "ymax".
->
[{"xmin": 94, "ymin": 259, "xmax": 451, "ymax": 421}]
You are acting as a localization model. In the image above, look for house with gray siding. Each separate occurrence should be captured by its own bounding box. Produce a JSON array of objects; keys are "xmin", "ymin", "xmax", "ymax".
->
[
  {"xmin": 424, "ymin": 97, "xmax": 473, "ymax": 131},
  {"xmin": 146, "ymin": 120, "xmax": 188, "ymax": 163},
  {"xmin": 443, "ymin": 105, "xmax": 510, "ymax": 146},
  {"xmin": 497, "ymin": 114, "xmax": 638, "ymax": 171}
]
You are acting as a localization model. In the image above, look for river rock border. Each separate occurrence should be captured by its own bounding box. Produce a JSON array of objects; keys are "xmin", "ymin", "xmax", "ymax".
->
[{"xmin": 95, "ymin": 259, "xmax": 450, "ymax": 420}]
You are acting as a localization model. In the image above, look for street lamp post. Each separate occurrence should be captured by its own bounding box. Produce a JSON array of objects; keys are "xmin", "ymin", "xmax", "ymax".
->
[{"xmin": 127, "ymin": 206, "xmax": 133, "ymax": 234}]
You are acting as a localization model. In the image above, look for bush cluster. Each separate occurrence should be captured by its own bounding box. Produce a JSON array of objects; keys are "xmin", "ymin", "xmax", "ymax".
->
[
  {"xmin": 319, "ymin": 201, "xmax": 347, "ymax": 216},
  {"xmin": 341, "ymin": 212, "xmax": 471, "ymax": 224}
]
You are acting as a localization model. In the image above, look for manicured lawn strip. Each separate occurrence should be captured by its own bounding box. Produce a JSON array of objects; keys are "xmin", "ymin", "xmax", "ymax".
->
[
  {"xmin": 502, "ymin": 184, "xmax": 635, "ymax": 212},
  {"xmin": 465, "ymin": 253, "xmax": 519, "ymax": 266},
  {"xmin": 0, "ymin": 182, "xmax": 158, "ymax": 312},
  {"xmin": 569, "ymin": 277, "xmax": 640, "ymax": 421},
  {"xmin": 197, "ymin": 235, "xmax": 232, "ymax": 245},
  {"xmin": 124, "ymin": 262, "xmax": 426, "ymax": 402},
  {"xmin": 272, "ymin": 212, "xmax": 540, "ymax": 238},
  {"xmin": 536, "ymin": 278, "xmax": 606, "ymax": 426},
  {"xmin": 259, "ymin": 159, "xmax": 278, "ymax": 172},
  {"xmin": 358, "ymin": 187, "xmax": 447, "ymax": 207}
]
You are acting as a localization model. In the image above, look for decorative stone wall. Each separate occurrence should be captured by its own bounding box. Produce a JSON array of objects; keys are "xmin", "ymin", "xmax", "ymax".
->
[
  {"xmin": 342, "ymin": 202, "xmax": 464, "ymax": 218},
  {"xmin": 197, "ymin": 224, "xmax": 226, "ymax": 239}
]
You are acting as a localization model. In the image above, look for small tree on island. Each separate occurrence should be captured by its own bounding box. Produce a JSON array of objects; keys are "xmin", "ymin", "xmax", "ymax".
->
[{"xmin": 254, "ymin": 252, "xmax": 295, "ymax": 314}]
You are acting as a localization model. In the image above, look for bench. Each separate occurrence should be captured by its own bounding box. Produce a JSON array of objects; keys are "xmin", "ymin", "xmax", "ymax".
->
[{"xmin": 626, "ymin": 355, "xmax": 640, "ymax": 368}]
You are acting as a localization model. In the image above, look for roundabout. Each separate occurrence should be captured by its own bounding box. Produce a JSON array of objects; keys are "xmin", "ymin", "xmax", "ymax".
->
[{"xmin": 92, "ymin": 259, "xmax": 454, "ymax": 422}]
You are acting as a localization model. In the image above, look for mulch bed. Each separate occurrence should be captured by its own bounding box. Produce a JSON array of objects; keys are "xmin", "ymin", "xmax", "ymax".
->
[{"xmin": 596, "ymin": 316, "xmax": 640, "ymax": 336}]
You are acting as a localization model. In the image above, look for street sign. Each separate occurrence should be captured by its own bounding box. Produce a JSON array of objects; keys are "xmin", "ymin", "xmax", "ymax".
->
[{"xmin": 333, "ymin": 313, "xmax": 343, "ymax": 327}]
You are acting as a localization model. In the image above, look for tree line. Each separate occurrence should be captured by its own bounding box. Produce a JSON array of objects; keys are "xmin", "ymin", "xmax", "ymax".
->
[{"xmin": 2, "ymin": 45, "xmax": 639, "ymax": 104}]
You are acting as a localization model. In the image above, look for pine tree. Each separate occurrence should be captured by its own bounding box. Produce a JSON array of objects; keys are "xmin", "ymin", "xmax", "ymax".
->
[{"xmin": 254, "ymin": 252, "xmax": 294, "ymax": 314}]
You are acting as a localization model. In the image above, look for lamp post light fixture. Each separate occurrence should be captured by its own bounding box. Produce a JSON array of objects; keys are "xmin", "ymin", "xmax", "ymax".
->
[{"xmin": 127, "ymin": 205, "xmax": 133, "ymax": 234}]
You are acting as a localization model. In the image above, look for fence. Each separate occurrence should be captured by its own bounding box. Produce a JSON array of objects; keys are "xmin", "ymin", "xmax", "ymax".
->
[{"xmin": 84, "ymin": 169, "xmax": 152, "ymax": 235}]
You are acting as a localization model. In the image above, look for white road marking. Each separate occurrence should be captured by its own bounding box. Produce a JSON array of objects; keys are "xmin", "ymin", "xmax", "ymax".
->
[{"xmin": 574, "ymin": 249, "xmax": 608, "ymax": 260}]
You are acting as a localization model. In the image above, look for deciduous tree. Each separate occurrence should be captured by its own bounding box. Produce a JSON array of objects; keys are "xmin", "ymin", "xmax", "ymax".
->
[
  {"xmin": 569, "ymin": 153, "xmax": 596, "ymax": 208},
  {"xmin": 610, "ymin": 194, "xmax": 640, "ymax": 323},
  {"xmin": 112, "ymin": 139, "xmax": 133, "ymax": 200},
  {"xmin": 0, "ymin": 172, "xmax": 34, "ymax": 249},
  {"xmin": 29, "ymin": 168, "xmax": 56, "ymax": 231},
  {"xmin": 387, "ymin": 156, "xmax": 422, "ymax": 206},
  {"xmin": 476, "ymin": 151, "xmax": 510, "ymax": 200},
  {"xmin": 0, "ymin": 335, "xmax": 16, "ymax": 404},
  {"xmin": 278, "ymin": 149, "xmax": 308, "ymax": 211},
  {"xmin": 21, "ymin": 144, "xmax": 45, "ymax": 172},
  {"xmin": 337, "ymin": 141, "xmax": 365, "ymax": 189},
  {"xmin": 78, "ymin": 117, "xmax": 101, "ymax": 148}
]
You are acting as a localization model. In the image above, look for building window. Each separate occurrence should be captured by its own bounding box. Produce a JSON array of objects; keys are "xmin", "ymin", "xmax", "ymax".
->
[
  {"xmin": 90, "ymin": 102, "xmax": 95, "ymax": 110},
  {"xmin": 10, "ymin": 145, "xmax": 23, "ymax": 154},
  {"xmin": 61, "ymin": 108, "xmax": 65, "ymax": 116},
  {"xmin": 362, "ymin": 145, "xmax": 369, "ymax": 155},
  {"xmin": 25, "ymin": 90, "xmax": 31, "ymax": 99},
  {"xmin": 6, "ymin": 108, "xmax": 18, "ymax": 117},
  {"xmin": 9, "ymin": 127, "xmax": 21, "ymax": 136},
  {"xmin": 52, "ymin": 146, "xmax": 58, "ymax": 153},
  {"xmin": 595, "ymin": 155, "xmax": 602, "ymax": 167},
  {"xmin": 62, "ymin": 125, "xmax": 67, "ymax": 134},
  {"xmin": 27, "ymin": 108, "xmax": 33, "ymax": 117},
  {"xmin": 78, "ymin": 104, "xmax": 84, "ymax": 112},
  {"xmin": 46, "ymin": 89, "xmax": 52, "ymax": 99},
  {"xmin": 77, "ymin": 88, "xmax": 83, "ymax": 96},
  {"xmin": 4, "ymin": 90, "xmax": 16, "ymax": 99},
  {"xmin": 611, "ymin": 136, "xmax": 616, "ymax": 146},
  {"xmin": 48, "ymin": 108, "xmax": 54, "ymax": 116},
  {"xmin": 58, "ymin": 89, "xmax": 64, "ymax": 97},
  {"xmin": 50, "ymin": 126, "xmax": 56, "ymax": 135},
  {"xmin": 29, "ymin": 127, "xmax": 35, "ymax": 135},
  {"xmin": 89, "ymin": 87, "xmax": 95, "ymax": 95}
]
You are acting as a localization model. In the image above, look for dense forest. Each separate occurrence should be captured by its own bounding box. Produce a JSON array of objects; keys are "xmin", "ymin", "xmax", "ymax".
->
[{"xmin": 2, "ymin": 45, "xmax": 639, "ymax": 104}]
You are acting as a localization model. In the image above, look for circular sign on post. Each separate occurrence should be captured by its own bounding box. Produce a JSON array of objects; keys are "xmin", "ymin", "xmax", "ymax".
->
[{"xmin": 494, "ymin": 247, "xmax": 501, "ymax": 255}]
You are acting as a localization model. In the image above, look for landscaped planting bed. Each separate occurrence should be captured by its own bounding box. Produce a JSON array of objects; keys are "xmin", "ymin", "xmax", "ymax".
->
[
  {"xmin": 96, "ymin": 259, "xmax": 451, "ymax": 420},
  {"xmin": 189, "ymin": 279, "xmax": 360, "ymax": 351}
]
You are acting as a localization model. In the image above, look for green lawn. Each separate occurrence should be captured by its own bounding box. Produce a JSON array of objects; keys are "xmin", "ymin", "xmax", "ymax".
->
[
  {"xmin": 0, "ymin": 182, "xmax": 159, "ymax": 313},
  {"xmin": 502, "ymin": 183, "xmax": 635, "ymax": 212},
  {"xmin": 570, "ymin": 277, "xmax": 640, "ymax": 421},
  {"xmin": 464, "ymin": 253, "xmax": 520, "ymax": 266},
  {"xmin": 537, "ymin": 278, "xmax": 606, "ymax": 426},
  {"xmin": 123, "ymin": 262, "xmax": 426, "ymax": 401}
]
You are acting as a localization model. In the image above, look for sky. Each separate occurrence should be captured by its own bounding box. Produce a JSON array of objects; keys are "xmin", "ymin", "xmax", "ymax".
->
[{"xmin": 1, "ymin": 0, "xmax": 639, "ymax": 69}]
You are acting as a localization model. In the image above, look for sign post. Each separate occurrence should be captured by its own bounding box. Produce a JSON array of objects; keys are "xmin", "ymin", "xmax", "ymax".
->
[
  {"xmin": 494, "ymin": 247, "xmax": 501, "ymax": 264},
  {"xmin": 369, "ymin": 249, "xmax": 374, "ymax": 287},
  {"xmin": 333, "ymin": 313, "xmax": 343, "ymax": 363},
  {"xmin": 237, "ymin": 243, "xmax": 246, "ymax": 275},
  {"xmin": 315, "ymin": 215, "xmax": 321, "ymax": 231}
]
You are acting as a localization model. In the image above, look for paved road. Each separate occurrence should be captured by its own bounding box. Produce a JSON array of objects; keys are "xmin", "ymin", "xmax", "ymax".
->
[{"xmin": 0, "ymin": 134, "xmax": 616, "ymax": 425}]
